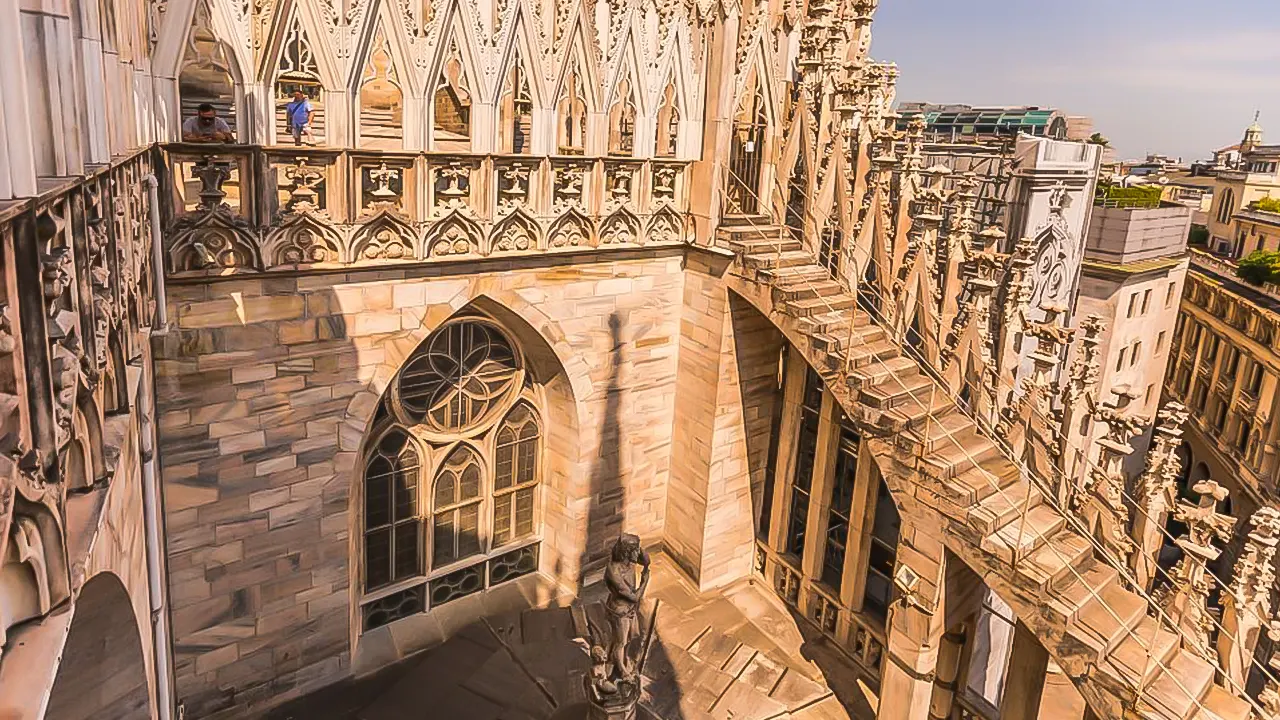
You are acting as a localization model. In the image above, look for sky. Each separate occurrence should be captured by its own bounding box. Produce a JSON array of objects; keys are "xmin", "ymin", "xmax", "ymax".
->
[{"xmin": 868, "ymin": 0, "xmax": 1280, "ymax": 162}]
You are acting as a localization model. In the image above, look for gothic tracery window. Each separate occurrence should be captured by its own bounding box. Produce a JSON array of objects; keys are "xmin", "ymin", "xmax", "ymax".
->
[
  {"xmin": 499, "ymin": 52, "xmax": 534, "ymax": 154},
  {"xmin": 358, "ymin": 28, "xmax": 404, "ymax": 149},
  {"xmin": 557, "ymin": 64, "xmax": 588, "ymax": 155},
  {"xmin": 275, "ymin": 17, "xmax": 325, "ymax": 144},
  {"xmin": 360, "ymin": 318, "xmax": 542, "ymax": 631},
  {"xmin": 609, "ymin": 76, "xmax": 638, "ymax": 156},
  {"xmin": 433, "ymin": 42, "xmax": 472, "ymax": 151},
  {"xmin": 363, "ymin": 429, "xmax": 421, "ymax": 591},
  {"xmin": 178, "ymin": 0, "xmax": 237, "ymax": 137},
  {"xmin": 655, "ymin": 80, "xmax": 680, "ymax": 157}
]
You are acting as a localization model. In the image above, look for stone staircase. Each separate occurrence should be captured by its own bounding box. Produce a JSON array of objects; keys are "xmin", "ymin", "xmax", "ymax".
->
[{"xmin": 718, "ymin": 225, "xmax": 1252, "ymax": 720}]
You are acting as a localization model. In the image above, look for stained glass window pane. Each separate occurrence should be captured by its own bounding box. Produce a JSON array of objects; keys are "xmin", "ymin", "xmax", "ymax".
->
[
  {"xmin": 366, "ymin": 528, "xmax": 391, "ymax": 590},
  {"xmin": 435, "ymin": 472, "xmax": 455, "ymax": 507},
  {"xmin": 394, "ymin": 522, "xmax": 420, "ymax": 580},
  {"xmin": 493, "ymin": 494, "xmax": 512, "ymax": 547},
  {"xmin": 398, "ymin": 322, "xmax": 519, "ymax": 432},
  {"xmin": 394, "ymin": 463, "xmax": 417, "ymax": 518},
  {"xmin": 433, "ymin": 513, "xmax": 455, "ymax": 566},
  {"xmin": 495, "ymin": 441, "xmax": 514, "ymax": 491},
  {"xmin": 366, "ymin": 461, "xmax": 391, "ymax": 528},
  {"xmin": 514, "ymin": 488, "xmax": 535, "ymax": 538},
  {"xmin": 516, "ymin": 441, "xmax": 536, "ymax": 484},
  {"xmin": 458, "ymin": 503, "xmax": 481, "ymax": 559}
]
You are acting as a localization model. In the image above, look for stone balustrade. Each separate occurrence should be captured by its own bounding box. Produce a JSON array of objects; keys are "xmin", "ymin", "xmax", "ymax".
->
[{"xmin": 160, "ymin": 144, "xmax": 694, "ymax": 277}]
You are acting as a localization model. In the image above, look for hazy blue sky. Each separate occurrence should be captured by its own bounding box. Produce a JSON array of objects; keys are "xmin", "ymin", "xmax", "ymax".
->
[{"xmin": 869, "ymin": 0, "xmax": 1280, "ymax": 162}]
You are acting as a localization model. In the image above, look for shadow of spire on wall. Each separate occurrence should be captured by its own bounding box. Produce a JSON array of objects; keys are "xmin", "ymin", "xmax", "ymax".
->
[{"xmin": 579, "ymin": 311, "xmax": 627, "ymax": 586}]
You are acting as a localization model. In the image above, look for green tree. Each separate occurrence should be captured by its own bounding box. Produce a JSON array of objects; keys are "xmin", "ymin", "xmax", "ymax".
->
[
  {"xmin": 1236, "ymin": 249, "xmax": 1280, "ymax": 285},
  {"xmin": 1088, "ymin": 132, "xmax": 1110, "ymax": 147},
  {"xmin": 1254, "ymin": 196, "xmax": 1280, "ymax": 213}
]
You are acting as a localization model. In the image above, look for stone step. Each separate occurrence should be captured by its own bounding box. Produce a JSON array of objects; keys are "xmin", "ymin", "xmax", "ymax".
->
[
  {"xmin": 850, "ymin": 355, "xmax": 921, "ymax": 390},
  {"xmin": 1137, "ymin": 650, "xmax": 1217, "ymax": 720},
  {"xmin": 919, "ymin": 433, "xmax": 1002, "ymax": 481},
  {"xmin": 1014, "ymin": 525, "xmax": 1091, "ymax": 593},
  {"xmin": 967, "ymin": 481, "xmax": 1044, "ymax": 537},
  {"xmin": 921, "ymin": 412, "xmax": 978, "ymax": 453},
  {"xmin": 1188, "ymin": 684, "xmax": 1253, "ymax": 720},
  {"xmin": 856, "ymin": 369, "xmax": 934, "ymax": 410},
  {"xmin": 979, "ymin": 503, "xmax": 1064, "ymax": 565},
  {"xmin": 743, "ymin": 250, "xmax": 814, "ymax": 270},
  {"xmin": 942, "ymin": 459, "xmax": 1021, "ymax": 506},
  {"xmin": 883, "ymin": 394, "xmax": 956, "ymax": 433},
  {"xmin": 1102, "ymin": 615, "xmax": 1181, "ymax": 691},
  {"xmin": 845, "ymin": 339, "xmax": 903, "ymax": 371},
  {"xmin": 731, "ymin": 237, "xmax": 804, "ymax": 256},
  {"xmin": 1071, "ymin": 579, "xmax": 1149, "ymax": 660},
  {"xmin": 798, "ymin": 308, "xmax": 871, "ymax": 336},
  {"xmin": 759, "ymin": 265, "xmax": 832, "ymax": 285},
  {"xmin": 1049, "ymin": 560, "xmax": 1121, "ymax": 625},
  {"xmin": 772, "ymin": 279, "xmax": 846, "ymax": 303},
  {"xmin": 782, "ymin": 294, "xmax": 856, "ymax": 318}
]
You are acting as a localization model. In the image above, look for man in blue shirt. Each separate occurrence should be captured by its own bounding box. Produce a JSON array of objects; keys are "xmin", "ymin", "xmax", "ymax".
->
[{"xmin": 286, "ymin": 90, "xmax": 314, "ymax": 145}]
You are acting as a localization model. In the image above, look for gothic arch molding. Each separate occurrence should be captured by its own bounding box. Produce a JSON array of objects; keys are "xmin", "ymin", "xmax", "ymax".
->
[
  {"xmin": 342, "ymin": 291, "xmax": 591, "ymax": 654},
  {"xmin": 45, "ymin": 572, "xmax": 150, "ymax": 720}
]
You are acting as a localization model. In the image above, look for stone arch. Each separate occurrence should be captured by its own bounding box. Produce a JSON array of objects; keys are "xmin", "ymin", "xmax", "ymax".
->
[
  {"xmin": 425, "ymin": 0, "xmax": 485, "ymax": 152},
  {"xmin": 343, "ymin": 290, "xmax": 591, "ymax": 659},
  {"xmin": 71, "ymin": 388, "xmax": 106, "ymax": 489},
  {"xmin": 646, "ymin": 206, "xmax": 686, "ymax": 245},
  {"xmin": 547, "ymin": 208, "xmax": 594, "ymax": 250},
  {"xmin": 350, "ymin": 210, "xmax": 417, "ymax": 263},
  {"xmin": 167, "ymin": 212, "xmax": 262, "ymax": 274},
  {"xmin": 488, "ymin": 209, "xmax": 542, "ymax": 254},
  {"xmin": 422, "ymin": 212, "xmax": 483, "ymax": 258},
  {"xmin": 599, "ymin": 208, "xmax": 641, "ymax": 246},
  {"xmin": 176, "ymin": 0, "xmax": 245, "ymax": 138},
  {"xmin": 350, "ymin": 3, "xmax": 414, "ymax": 149},
  {"xmin": 45, "ymin": 572, "xmax": 150, "ymax": 720},
  {"xmin": 262, "ymin": 212, "xmax": 345, "ymax": 267}
]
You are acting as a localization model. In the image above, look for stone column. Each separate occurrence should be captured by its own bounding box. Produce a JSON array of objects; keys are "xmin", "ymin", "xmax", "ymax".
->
[
  {"xmin": 997, "ymin": 620, "xmax": 1049, "ymax": 720},
  {"xmin": 800, "ymin": 392, "xmax": 841, "ymax": 582},
  {"xmin": 665, "ymin": 253, "xmax": 782, "ymax": 590},
  {"xmin": 766, "ymin": 346, "xmax": 807, "ymax": 552},
  {"xmin": 877, "ymin": 520, "xmax": 947, "ymax": 720},
  {"xmin": 0, "ymin": 0, "xmax": 38, "ymax": 199},
  {"xmin": 928, "ymin": 628, "xmax": 966, "ymax": 720}
]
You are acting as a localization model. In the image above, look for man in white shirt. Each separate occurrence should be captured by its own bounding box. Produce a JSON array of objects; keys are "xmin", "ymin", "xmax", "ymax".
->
[{"xmin": 182, "ymin": 104, "xmax": 233, "ymax": 143}]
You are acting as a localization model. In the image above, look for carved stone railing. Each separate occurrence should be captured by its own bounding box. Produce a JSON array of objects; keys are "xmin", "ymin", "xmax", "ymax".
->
[
  {"xmin": 159, "ymin": 144, "xmax": 693, "ymax": 277},
  {"xmin": 0, "ymin": 146, "xmax": 157, "ymax": 655},
  {"xmin": 753, "ymin": 540, "xmax": 886, "ymax": 684}
]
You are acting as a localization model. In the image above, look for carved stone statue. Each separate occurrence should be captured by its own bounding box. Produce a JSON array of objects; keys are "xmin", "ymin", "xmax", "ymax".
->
[{"xmin": 604, "ymin": 533, "xmax": 650, "ymax": 682}]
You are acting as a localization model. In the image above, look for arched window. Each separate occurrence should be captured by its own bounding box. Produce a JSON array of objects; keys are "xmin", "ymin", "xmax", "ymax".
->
[
  {"xmin": 178, "ymin": 0, "xmax": 238, "ymax": 138},
  {"xmin": 432, "ymin": 446, "xmax": 483, "ymax": 566},
  {"xmin": 557, "ymin": 63, "xmax": 588, "ymax": 155},
  {"xmin": 1218, "ymin": 188, "xmax": 1236, "ymax": 225},
  {"xmin": 275, "ymin": 17, "xmax": 325, "ymax": 144},
  {"xmin": 363, "ymin": 429, "xmax": 421, "ymax": 591},
  {"xmin": 493, "ymin": 404, "xmax": 540, "ymax": 547},
  {"xmin": 727, "ymin": 85, "xmax": 769, "ymax": 214},
  {"xmin": 432, "ymin": 41, "xmax": 472, "ymax": 151},
  {"xmin": 357, "ymin": 28, "xmax": 404, "ymax": 149},
  {"xmin": 655, "ymin": 80, "xmax": 679, "ymax": 157},
  {"xmin": 499, "ymin": 51, "xmax": 534, "ymax": 154},
  {"xmin": 608, "ymin": 74, "xmax": 638, "ymax": 156},
  {"xmin": 359, "ymin": 318, "xmax": 543, "ymax": 631}
]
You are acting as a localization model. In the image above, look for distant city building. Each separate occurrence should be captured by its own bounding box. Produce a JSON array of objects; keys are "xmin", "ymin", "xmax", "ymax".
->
[
  {"xmin": 1206, "ymin": 117, "xmax": 1280, "ymax": 256},
  {"xmin": 895, "ymin": 103, "xmax": 1084, "ymax": 141},
  {"xmin": 1077, "ymin": 201, "xmax": 1192, "ymax": 476}
]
